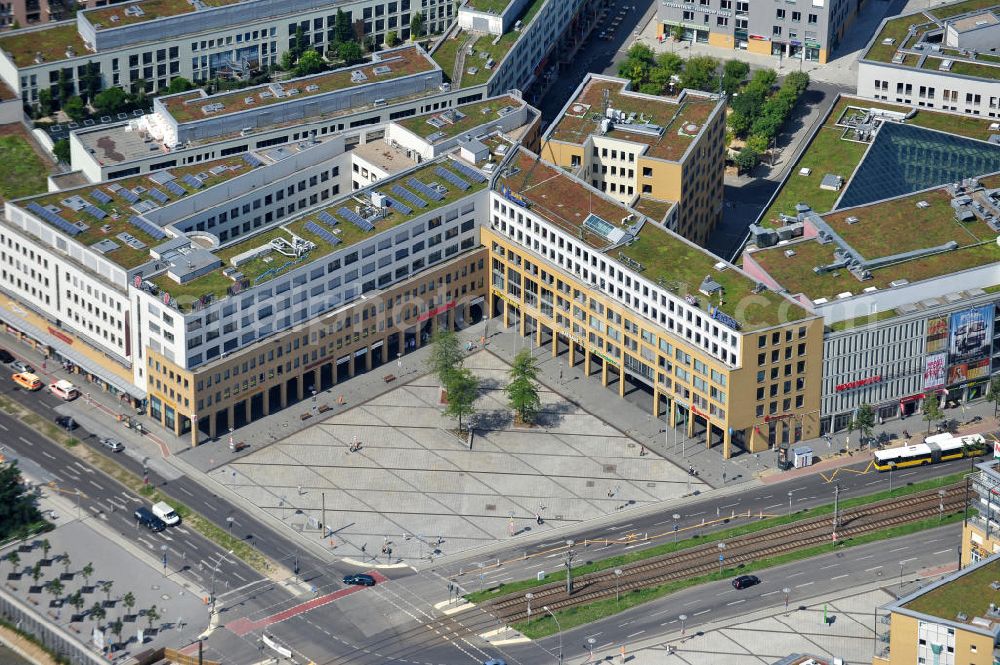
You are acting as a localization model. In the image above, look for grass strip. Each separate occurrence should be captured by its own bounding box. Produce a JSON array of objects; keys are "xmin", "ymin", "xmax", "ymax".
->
[
  {"xmin": 466, "ymin": 471, "xmax": 965, "ymax": 603},
  {"xmin": 512, "ymin": 511, "xmax": 968, "ymax": 638},
  {"xmin": 4, "ymin": 396, "xmax": 275, "ymax": 576}
]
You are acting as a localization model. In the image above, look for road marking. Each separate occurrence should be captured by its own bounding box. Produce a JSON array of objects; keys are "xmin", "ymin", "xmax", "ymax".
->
[
  {"xmin": 626, "ymin": 630, "xmax": 645, "ymax": 638},
  {"xmin": 687, "ymin": 511, "xmax": 706, "ymax": 517},
  {"xmin": 900, "ymin": 557, "xmax": 918, "ymax": 565},
  {"xmin": 785, "ymin": 572, "xmax": 804, "ymax": 578},
  {"xmin": 933, "ymin": 549, "xmax": 952, "ymax": 555},
  {"xmin": 203, "ymin": 501, "xmax": 218, "ymax": 512},
  {"xmin": 661, "ymin": 620, "xmax": 677, "ymax": 626},
  {"xmin": 726, "ymin": 599, "xmax": 746, "ymax": 606},
  {"xmin": 763, "ymin": 503, "xmax": 783, "ymax": 510},
  {"xmin": 0, "ymin": 423, "xmax": 8, "ymax": 431},
  {"xmin": 232, "ymin": 572, "xmax": 247, "ymax": 583},
  {"xmin": 899, "ymin": 471, "xmax": 917, "ymax": 477},
  {"xmin": 607, "ymin": 523, "xmax": 634, "ymax": 532},
  {"xmin": 795, "ymin": 582, "xmax": 814, "ymax": 588},
  {"xmin": 761, "ymin": 494, "xmax": 773, "ymax": 499},
  {"xmin": 819, "ymin": 563, "xmax": 840, "ymax": 570},
  {"xmin": 888, "ymin": 546, "xmax": 909, "ymax": 553},
  {"xmin": 41, "ymin": 450, "xmax": 55, "ymax": 460},
  {"xmin": 856, "ymin": 555, "xmax": 874, "ymax": 561},
  {"xmin": 175, "ymin": 527, "xmax": 190, "ymax": 535},
  {"xmin": 720, "ymin": 502, "xmax": 739, "ymax": 509},
  {"xmin": 178, "ymin": 486, "xmax": 194, "ymax": 497},
  {"xmin": 693, "ymin": 609, "xmax": 711, "ymax": 616},
  {"xmin": 865, "ymin": 480, "xmax": 881, "ymax": 485},
  {"xmin": 865, "ymin": 566, "xmax": 883, "ymax": 572},
  {"xmin": 89, "ymin": 480, "xmax": 104, "ymax": 490},
  {"xmin": 760, "ymin": 590, "xmax": 779, "ymax": 597},
  {"xmin": 831, "ymin": 574, "xmax": 849, "ymax": 581}
]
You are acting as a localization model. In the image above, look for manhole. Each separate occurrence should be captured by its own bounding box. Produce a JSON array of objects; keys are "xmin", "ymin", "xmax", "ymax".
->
[
  {"xmin": 586, "ymin": 480, "xmax": 595, "ymax": 488},
  {"xmin": 160, "ymin": 594, "xmax": 171, "ymax": 601},
  {"xmin": 485, "ymin": 504, "xmax": 496, "ymax": 511},
  {"xmin": 646, "ymin": 482, "xmax": 656, "ymax": 488},
  {"xmin": 603, "ymin": 464, "xmax": 617, "ymax": 473},
  {"xmin": 150, "ymin": 585, "xmax": 160, "ymax": 591}
]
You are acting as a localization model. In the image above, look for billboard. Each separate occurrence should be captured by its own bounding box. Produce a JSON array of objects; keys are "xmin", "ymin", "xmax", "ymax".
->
[
  {"xmin": 947, "ymin": 358, "xmax": 991, "ymax": 386},
  {"xmin": 926, "ymin": 316, "xmax": 949, "ymax": 353},
  {"xmin": 948, "ymin": 305, "xmax": 994, "ymax": 365},
  {"xmin": 923, "ymin": 352, "xmax": 947, "ymax": 389}
]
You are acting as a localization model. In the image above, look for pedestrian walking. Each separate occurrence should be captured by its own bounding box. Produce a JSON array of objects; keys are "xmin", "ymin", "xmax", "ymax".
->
[{"xmin": 559, "ymin": 369, "xmax": 563, "ymax": 381}]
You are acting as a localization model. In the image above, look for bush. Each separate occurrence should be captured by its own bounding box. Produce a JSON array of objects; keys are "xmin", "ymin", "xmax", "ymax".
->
[
  {"xmin": 52, "ymin": 138, "xmax": 70, "ymax": 163},
  {"xmin": 733, "ymin": 147, "xmax": 760, "ymax": 174}
]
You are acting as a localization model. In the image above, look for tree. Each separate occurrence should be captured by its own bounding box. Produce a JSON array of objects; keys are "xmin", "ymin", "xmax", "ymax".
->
[
  {"xmin": 89, "ymin": 602, "xmax": 106, "ymax": 627},
  {"xmin": 410, "ymin": 11, "xmax": 425, "ymax": 39},
  {"xmin": 923, "ymin": 397, "xmax": 943, "ymax": 434},
  {"xmin": 46, "ymin": 578, "xmax": 63, "ymax": 606},
  {"xmin": 427, "ymin": 329, "xmax": 463, "ymax": 385},
  {"xmin": 6, "ymin": 552, "xmax": 19, "ymax": 578},
  {"xmin": 721, "ymin": 58, "xmax": 749, "ymax": 95},
  {"xmin": 618, "ymin": 42, "xmax": 654, "ymax": 88},
  {"xmin": 338, "ymin": 41, "xmax": 364, "ymax": 65},
  {"xmin": 670, "ymin": 24, "xmax": 684, "ymax": 41},
  {"xmin": 30, "ymin": 562, "xmax": 42, "ymax": 588},
  {"xmin": 62, "ymin": 95, "xmax": 86, "ymax": 121},
  {"xmin": 52, "ymin": 138, "xmax": 70, "ymax": 164},
  {"xmin": 279, "ymin": 49, "xmax": 296, "ymax": 71},
  {"xmin": 61, "ymin": 552, "xmax": 71, "ymax": 577},
  {"xmin": 80, "ymin": 61, "xmax": 101, "ymax": 102},
  {"xmin": 744, "ymin": 133, "xmax": 769, "ymax": 155},
  {"xmin": 37, "ymin": 89, "xmax": 53, "ymax": 117},
  {"xmin": 56, "ymin": 70, "xmax": 73, "ymax": 105},
  {"xmin": 122, "ymin": 592, "xmax": 135, "ymax": 619},
  {"xmin": 732, "ymin": 147, "xmax": 759, "ymax": 174},
  {"xmin": 100, "ymin": 580, "xmax": 114, "ymax": 605},
  {"xmin": 81, "ymin": 562, "xmax": 94, "ymax": 587},
  {"xmin": 165, "ymin": 76, "xmax": 194, "ymax": 94},
  {"xmin": 385, "ymin": 30, "xmax": 399, "ymax": 47},
  {"xmin": 41, "ymin": 539, "xmax": 51, "ymax": 562},
  {"xmin": 680, "ymin": 55, "xmax": 719, "ymax": 92},
  {"xmin": 506, "ymin": 349, "xmax": 541, "ymax": 425},
  {"xmin": 145, "ymin": 604, "xmax": 159, "ymax": 630},
  {"xmin": 295, "ymin": 49, "xmax": 326, "ymax": 77},
  {"xmin": 93, "ymin": 87, "xmax": 127, "ymax": 115},
  {"xmin": 849, "ymin": 403, "xmax": 876, "ymax": 448},
  {"xmin": 0, "ymin": 462, "xmax": 42, "ymax": 542},
  {"xmin": 334, "ymin": 9, "xmax": 354, "ymax": 43},
  {"xmin": 69, "ymin": 590, "xmax": 85, "ymax": 622},
  {"xmin": 109, "ymin": 619, "xmax": 123, "ymax": 650},
  {"xmin": 987, "ymin": 376, "xmax": 1000, "ymax": 418},
  {"xmin": 443, "ymin": 367, "xmax": 478, "ymax": 433},
  {"xmin": 292, "ymin": 26, "xmax": 306, "ymax": 59}
]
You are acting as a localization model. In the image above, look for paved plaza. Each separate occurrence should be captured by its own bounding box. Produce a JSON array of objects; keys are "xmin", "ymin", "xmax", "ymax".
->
[{"xmin": 217, "ymin": 351, "xmax": 703, "ymax": 560}]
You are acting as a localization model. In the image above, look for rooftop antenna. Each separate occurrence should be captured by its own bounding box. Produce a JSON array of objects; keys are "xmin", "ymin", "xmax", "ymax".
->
[{"xmin": 602, "ymin": 88, "xmax": 611, "ymax": 117}]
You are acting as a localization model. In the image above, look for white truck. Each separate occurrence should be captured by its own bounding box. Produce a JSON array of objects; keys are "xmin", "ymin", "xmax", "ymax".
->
[{"xmin": 151, "ymin": 501, "xmax": 180, "ymax": 526}]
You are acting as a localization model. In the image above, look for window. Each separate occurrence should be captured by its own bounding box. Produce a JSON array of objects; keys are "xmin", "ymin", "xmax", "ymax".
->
[
  {"xmin": 775, "ymin": 8, "xmax": 785, "ymax": 18},
  {"xmin": 772, "ymin": 25, "xmax": 782, "ymax": 35}
]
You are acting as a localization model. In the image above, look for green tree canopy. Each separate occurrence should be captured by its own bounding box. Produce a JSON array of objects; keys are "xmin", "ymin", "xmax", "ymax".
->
[
  {"xmin": 680, "ymin": 55, "xmax": 718, "ymax": 92},
  {"xmin": 427, "ymin": 329, "xmax": 463, "ymax": 384},
  {"xmin": 385, "ymin": 30, "xmax": 399, "ymax": 47},
  {"xmin": 338, "ymin": 41, "xmax": 364, "ymax": 65},
  {"xmin": 721, "ymin": 59, "xmax": 749, "ymax": 95},
  {"xmin": 0, "ymin": 462, "xmax": 42, "ymax": 542},
  {"xmin": 166, "ymin": 77, "xmax": 194, "ymax": 94},
  {"xmin": 335, "ymin": 9, "xmax": 354, "ymax": 43},
  {"xmin": 295, "ymin": 49, "xmax": 326, "ymax": 76},
  {"xmin": 506, "ymin": 349, "xmax": 541, "ymax": 424},
  {"xmin": 93, "ymin": 87, "xmax": 127, "ymax": 115},
  {"xmin": 410, "ymin": 12, "xmax": 425, "ymax": 39},
  {"xmin": 63, "ymin": 96, "xmax": 87, "ymax": 121},
  {"xmin": 444, "ymin": 367, "xmax": 479, "ymax": 433},
  {"xmin": 52, "ymin": 138, "xmax": 70, "ymax": 164},
  {"xmin": 923, "ymin": 397, "xmax": 943, "ymax": 434},
  {"xmin": 732, "ymin": 147, "xmax": 759, "ymax": 174}
]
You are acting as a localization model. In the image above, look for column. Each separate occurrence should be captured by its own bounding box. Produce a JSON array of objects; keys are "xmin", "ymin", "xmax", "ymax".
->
[
  {"xmin": 190, "ymin": 420, "xmax": 199, "ymax": 448},
  {"xmin": 618, "ymin": 367, "xmax": 625, "ymax": 398},
  {"xmin": 652, "ymin": 388, "xmax": 660, "ymax": 418},
  {"xmin": 279, "ymin": 381, "xmax": 288, "ymax": 410},
  {"xmin": 568, "ymin": 341, "xmax": 576, "ymax": 367},
  {"xmin": 227, "ymin": 405, "xmax": 235, "ymax": 434},
  {"xmin": 535, "ymin": 324, "xmax": 542, "ymax": 348},
  {"xmin": 519, "ymin": 309, "xmax": 526, "ymax": 337},
  {"xmin": 686, "ymin": 410, "xmax": 694, "ymax": 437},
  {"xmin": 705, "ymin": 421, "xmax": 712, "ymax": 449},
  {"xmin": 552, "ymin": 330, "xmax": 559, "ymax": 358},
  {"xmin": 722, "ymin": 426, "xmax": 732, "ymax": 460},
  {"xmin": 584, "ymin": 350, "xmax": 591, "ymax": 378},
  {"xmin": 601, "ymin": 361, "xmax": 608, "ymax": 387},
  {"xmin": 503, "ymin": 299, "xmax": 510, "ymax": 328},
  {"xmin": 669, "ymin": 400, "xmax": 676, "ymax": 429}
]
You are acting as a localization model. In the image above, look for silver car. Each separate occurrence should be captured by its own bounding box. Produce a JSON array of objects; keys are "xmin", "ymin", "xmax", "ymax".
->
[
  {"xmin": 10, "ymin": 360, "xmax": 32, "ymax": 373},
  {"xmin": 99, "ymin": 437, "xmax": 124, "ymax": 452}
]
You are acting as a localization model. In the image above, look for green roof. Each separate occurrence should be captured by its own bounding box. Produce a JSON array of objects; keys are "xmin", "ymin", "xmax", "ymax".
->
[
  {"xmin": 154, "ymin": 159, "xmax": 488, "ymax": 306},
  {"xmin": 398, "ymin": 95, "xmax": 522, "ymax": 140},
  {"xmin": 904, "ymin": 555, "xmax": 1000, "ymax": 626},
  {"xmin": 0, "ymin": 23, "xmax": 89, "ymax": 68}
]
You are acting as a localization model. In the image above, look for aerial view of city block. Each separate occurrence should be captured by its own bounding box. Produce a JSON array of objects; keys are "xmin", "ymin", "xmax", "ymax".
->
[{"xmin": 0, "ymin": 0, "xmax": 1000, "ymax": 662}]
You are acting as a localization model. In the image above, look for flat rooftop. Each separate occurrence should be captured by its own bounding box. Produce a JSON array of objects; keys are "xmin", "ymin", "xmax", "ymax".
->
[
  {"xmin": 16, "ymin": 154, "xmax": 260, "ymax": 270},
  {"xmin": 498, "ymin": 148, "xmax": 806, "ymax": 330},
  {"xmin": 351, "ymin": 140, "xmax": 418, "ymax": 175},
  {"xmin": 546, "ymin": 77, "xmax": 718, "ymax": 162},
  {"xmin": 153, "ymin": 155, "xmax": 490, "ymax": 305},
  {"xmin": 161, "ymin": 46, "xmax": 434, "ymax": 124},
  {"xmin": 760, "ymin": 96, "xmax": 1000, "ymax": 227},
  {"xmin": 900, "ymin": 553, "xmax": 1000, "ymax": 629},
  {"xmin": 0, "ymin": 22, "xmax": 90, "ymax": 68},
  {"xmin": 397, "ymin": 95, "xmax": 523, "ymax": 142},
  {"xmin": 464, "ymin": 0, "xmax": 515, "ymax": 13},
  {"xmin": 864, "ymin": 1, "xmax": 1000, "ymax": 80},
  {"xmin": 84, "ymin": 0, "xmax": 245, "ymax": 29},
  {"xmin": 748, "ymin": 174, "xmax": 1000, "ymax": 302}
]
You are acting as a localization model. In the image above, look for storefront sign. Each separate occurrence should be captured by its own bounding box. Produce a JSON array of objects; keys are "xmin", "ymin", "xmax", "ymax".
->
[
  {"xmin": 418, "ymin": 301, "xmax": 457, "ymax": 322},
  {"xmin": 661, "ymin": 1, "xmax": 732, "ymax": 15},
  {"xmin": 923, "ymin": 353, "xmax": 947, "ymax": 389},
  {"xmin": 708, "ymin": 305, "xmax": 741, "ymax": 331},
  {"xmin": 748, "ymin": 34, "xmax": 770, "ymax": 41},
  {"xmin": 47, "ymin": 326, "xmax": 73, "ymax": 345},
  {"xmin": 947, "ymin": 357, "xmax": 990, "ymax": 385},
  {"xmin": 764, "ymin": 413, "xmax": 792, "ymax": 422},
  {"xmin": 834, "ymin": 375, "xmax": 881, "ymax": 392}
]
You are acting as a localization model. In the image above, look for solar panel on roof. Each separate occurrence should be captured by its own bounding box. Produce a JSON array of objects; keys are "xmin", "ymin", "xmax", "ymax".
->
[
  {"xmin": 305, "ymin": 221, "xmax": 342, "ymax": 246},
  {"xmin": 392, "ymin": 185, "xmax": 427, "ymax": 208},
  {"xmin": 382, "ymin": 195, "xmax": 412, "ymax": 216},
  {"xmin": 242, "ymin": 153, "xmax": 263, "ymax": 168},
  {"xmin": 27, "ymin": 202, "xmax": 83, "ymax": 236},
  {"xmin": 148, "ymin": 188, "xmax": 169, "ymax": 204},
  {"xmin": 181, "ymin": 174, "xmax": 204, "ymax": 189},
  {"xmin": 317, "ymin": 211, "xmax": 339, "ymax": 227},
  {"xmin": 165, "ymin": 181, "xmax": 186, "ymax": 197},
  {"xmin": 408, "ymin": 178, "xmax": 443, "ymax": 201},
  {"xmin": 91, "ymin": 189, "xmax": 113, "ymax": 205},
  {"xmin": 118, "ymin": 189, "xmax": 140, "ymax": 204},
  {"xmin": 436, "ymin": 166, "xmax": 470, "ymax": 190},
  {"xmin": 450, "ymin": 159, "xmax": 487, "ymax": 183},
  {"xmin": 129, "ymin": 216, "xmax": 166, "ymax": 240},
  {"xmin": 83, "ymin": 204, "xmax": 107, "ymax": 220},
  {"xmin": 338, "ymin": 207, "xmax": 375, "ymax": 232}
]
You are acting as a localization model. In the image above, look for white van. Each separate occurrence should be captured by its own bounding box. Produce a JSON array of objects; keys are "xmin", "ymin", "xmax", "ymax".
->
[
  {"xmin": 48, "ymin": 379, "xmax": 79, "ymax": 401},
  {"xmin": 151, "ymin": 501, "xmax": 180, "ymax": 526}
]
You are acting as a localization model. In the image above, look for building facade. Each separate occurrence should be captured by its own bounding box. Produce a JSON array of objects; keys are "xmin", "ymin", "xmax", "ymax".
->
[{"xmin": 654, "ymin": 0, "xmax": 867, "ymax": 63}]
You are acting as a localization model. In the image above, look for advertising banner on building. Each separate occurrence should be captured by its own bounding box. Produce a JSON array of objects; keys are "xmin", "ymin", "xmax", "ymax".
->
[
  {"xmin": 923, "ymin": 352, "xmax": 948, "ymax": 389},
  {"xmin": 948, "ymin": 305, "xmax": 994, "ymax": 365},
  {"xmin": 948, "ymin": 358, "xmax": 991, "ymax": 385},
  {"xmin": 926, "ymin": 316, "xmax": 949, "ymax": 353}
]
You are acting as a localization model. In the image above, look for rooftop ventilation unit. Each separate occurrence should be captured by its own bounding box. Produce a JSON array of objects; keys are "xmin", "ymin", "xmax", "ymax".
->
[
  {"xmin": 917, "ymin": 200, "xmax": 930, "ymax": 209},
  {"xmin": 784, "ymin": 249, "xmax": 796, "ymax": 258},
  {"xmin": 351, "ymin": 70, "xmax": 368, "ymax": 83},
  {"xmin": 845, "ymin": 216, "xmax": 859, "ymax": 224}
]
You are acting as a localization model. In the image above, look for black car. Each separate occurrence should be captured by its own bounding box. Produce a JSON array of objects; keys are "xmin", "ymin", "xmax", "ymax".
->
[
  {"xmin": 732, "ymin": 574, "xmax": 760, "ymax": 590},
  {"xmin": 343, "ymin": 574, "xmax": 376, "ymax": 587},
  {"xmin": 55, "ymin": 415, "xmax": 77, "ymax": 430},
  {"xmin": 133, "ymin": 507, "xmax": 166, "ymax": 532},
  {"xmin": 0, "ymin": 349, "xmax": 13, "ymax": 364}
]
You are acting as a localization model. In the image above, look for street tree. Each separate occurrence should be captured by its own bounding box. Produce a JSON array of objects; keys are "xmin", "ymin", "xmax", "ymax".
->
[
  {"xmin": 100, "ymin": 579, "xmax": 114, "ymax": 605},
  {"xmin": 61, "ymin": 552, "xmax": 71, "ymax": 577},
  {"xmin": 410, "ymin": 11, "xmax": 425, "ymax": 39},
  {"xmin": 30, "ymin": 562, "xmax": 43, "ymax": 589},
  {"xmin": 6, "ymin": 551, "xmax": 19, "ymax": 578},
  {"xmin": 69, "ymin": 590, "xmax": 85, "ymax": 622},
  {"xmin": 0, "ymin": 462, "xmax": 42, "ymax": 542},
  {"xmin": 145, "ymin": 604, "xmax": 159, "ymax": 630},
  {"xmin": 671, "ymin": 24, "xmax": 684, "ymax": 41},
  {"xmin": 444, "ymin": 367, "xmax": 478, "ymax": 433},
  {"xmin": 987, "ymin": 376, "xmax": 1000, "ymax": 418},
  {"xmin": 732, "ymin": 147, "xmax": 759, "ymax": 174},
  {"xmin": 680, "ymin": 55, "xmax": 718, "ymax": 92},
  {"xmin": 90, "ymin": 602, "xmax": 106, "ymax": 627},
  {"xmin": 81, "ymin": 562, "xmax": 94, "ymax": 587},
  {"xmin": 109, "ymin": 619, "xmax": 123, "ymax": 650},
  {"xmin": 41, "ymin": 539, "xmax": 51, "ymax": 561},
  {"xmin": 923, "ymin": 397, "xmax": 943, "ymax": 434},
  {"xmin": 46, "ymin": 578, "xmax": 63, "ymax": 606},
  {"xmin": 506, "ymin": 349, "xmax": 541, "ymax": 424},
  {"xmin": 849, "ymin": 403, "xmax": 876, "ymax": 447},
  {"xmin": 122, "ymin": 591, "xmax": 136, "ymax": 619},
  {"xmin": 721, "ymin": 59, "xmax": 749, "ymax": 95},
  {"xmin": 427, "ymin": 328, "xmax": 463, "ymax": 384}
]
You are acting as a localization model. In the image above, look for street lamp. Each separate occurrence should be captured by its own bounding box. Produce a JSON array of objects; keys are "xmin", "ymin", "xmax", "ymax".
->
[
  {"xmin": 717, "ymin": 542, "xmax": 726, "ymax": 574},
  {"xmin": 788, "ymin": 490, "xmax": 794, "ymax": 515},
  {"xmin": 525, "ymin": 592, "xmax": 534, "ymax": 617},
  {"xmin": 587, "ymin": 637, "xmax": 596, "ymax": 659},
  {"xmin": 672, "ymin": 513, "xmax": 681, "ymax": 543},
  {"xmin": 679, "ymin": 613, "xmax": 688, "ymax": 635},
  {"xmin": 226, "ymin": 516, "xmax": 234, "ymax": 538},
  {"xmin": 899, "ymin": 561, "xmax": 905, "ymax": 590},
  {"xmin": 782, "ymin": 587, "xmax": 791, "ymax": 610},
  {"xmin": 939, "ymin": 488, "xmax": 947, "ymax": 522},
  {"xmin": 160, "ymin": 545, "xmax": 168, "ymax": 576},
  {"xmin": 564, "ymin": 540, "xmax": 576, "ymax": 595},
  {"xmin": 614, "ymin": 568, "xmax": 623, "ymax": 603},
  {"xmin": 209, "ymin": 549, "xmax": 234, "ymax": 615},
  {"xmin": 544, "ymin": 606, "xmax": 563, "ymax": 665}
]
